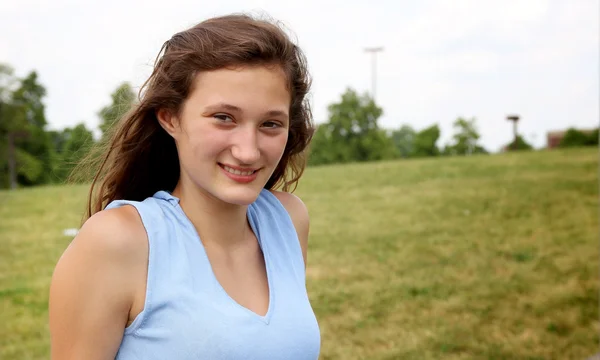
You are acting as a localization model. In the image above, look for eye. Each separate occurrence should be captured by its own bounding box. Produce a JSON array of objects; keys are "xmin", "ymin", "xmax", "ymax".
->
[
  {"xmin": 213, "ymin": 113, "xmax": 234, "ymax": 123},
  {"xmin": 262, "ymin": 121, "xmax": 282, "ymax": 129}
]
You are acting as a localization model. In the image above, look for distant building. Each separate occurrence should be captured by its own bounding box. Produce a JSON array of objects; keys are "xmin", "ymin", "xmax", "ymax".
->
[{"xmin": 546, "ymin": 131, "xmax": 566, "ymax": 149}]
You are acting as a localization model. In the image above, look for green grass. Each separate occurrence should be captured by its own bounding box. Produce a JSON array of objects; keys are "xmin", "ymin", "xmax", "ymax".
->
[{"xmin": 1, "ymin": 147, "xmax": 598, "ymax": 359}]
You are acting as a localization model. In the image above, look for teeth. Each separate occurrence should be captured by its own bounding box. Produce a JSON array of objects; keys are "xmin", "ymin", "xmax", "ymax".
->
[{"xmin": 223, "ymin": 165, "xmax": 255, "ymax": 176}]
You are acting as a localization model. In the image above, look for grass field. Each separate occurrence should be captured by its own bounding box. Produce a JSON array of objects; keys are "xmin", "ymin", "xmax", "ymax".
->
[{"xmin": 1, "ymin": 147, "xmax": 598, "ymax": 359}]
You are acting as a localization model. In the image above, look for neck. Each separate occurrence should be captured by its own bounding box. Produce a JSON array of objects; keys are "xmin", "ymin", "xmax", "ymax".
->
[{"xmin": 171, "ymin": 181, "xmax": 252, "ymax": 250}]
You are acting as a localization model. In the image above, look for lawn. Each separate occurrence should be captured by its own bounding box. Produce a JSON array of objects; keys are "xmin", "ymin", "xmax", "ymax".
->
[{"xmin": 1, "ymin": 147, "xmax": 598, "ymax": 359}]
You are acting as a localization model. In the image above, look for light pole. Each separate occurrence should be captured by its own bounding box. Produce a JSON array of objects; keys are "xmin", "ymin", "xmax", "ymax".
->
[{"xmin": 364, "ymin": 47, "xmax": 384, "ymax": 101}]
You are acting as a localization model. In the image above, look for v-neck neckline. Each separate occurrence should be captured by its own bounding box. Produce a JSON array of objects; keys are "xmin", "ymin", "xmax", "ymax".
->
[{"xmin": 161, "ymin": 191, "xmax": 275, "ymax": 324}]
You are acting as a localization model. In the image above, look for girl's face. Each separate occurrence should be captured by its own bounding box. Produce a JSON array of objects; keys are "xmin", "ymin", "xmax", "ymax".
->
[{"xmin": 160, "ymin": 65, "xmax": 291, "ymax": 206}]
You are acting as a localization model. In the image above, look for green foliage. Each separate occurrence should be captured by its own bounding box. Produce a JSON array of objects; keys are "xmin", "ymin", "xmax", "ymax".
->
[
  {"xmin": 57, "ymin": 123, "xmax": 95, "ymax": 182},
  {"xmin": 506, "ymin": 135, "xmax": 533, "ymax": 151},
  {"xmin": 0, "ymin": 65, "xmax": 17, "ymax": 188},
  {"xmin": 11, "ymin": 72, "xmax": 47, "ymax": 129},
  {"xmin": 390, "ymin": 125, "xmax": 416, "ymax": 158},
  {"xmin": 588, "ymin": 129, "xmax": 599, "ymax": 145},
  {"xmin": 412, "ymin": 124, "xmax": 441, "ymax": 157},
  {"xmin": 587, "ymin": 129, "xmax": 599, "ymax": 145},
  {"xmin": 445, "ymin": 117, "xmax": 487, "ymax": 156},
  {"xmin": 0, "ymin": 63, "xmax": 100, "ymax": 188},
  {"xmin": 11, "ymin": 72, "xmax": 56, "ymax": 186},
  {"xmin": 308, "ymin": 124, "xmax": 342, "ymax": 165},
  {"xmin": 15, "ymin": 148, "xmax": 44, "ymax": 183},
  {"xmin": 48, "ymin": 130, "xmax": 69, "ymax": 155},
  {"xmin": 0, "ymin": 64, "xmax": 17, "ymax": 107},
  {"xmin": 0, "ymin": 66, "xmax": 55, "ymax": 188},
  {"xmin": 308, "ymin": 88, "xmax": 395, "ymax": 165},
  {"xmin": 559, "ymin": 128, "xmax": 599, "ymax": 148},
  {"xmin": 98, "ymin": 82, "xmax": 136, "ymax": 138},
  {"xmin": 0, "ymin": 65, "xmax": 21, "ymax": 141}
]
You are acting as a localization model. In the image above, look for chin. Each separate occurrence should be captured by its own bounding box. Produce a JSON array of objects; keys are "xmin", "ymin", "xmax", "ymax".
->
[{"xmin": 215, "ymin": 186, "xmax": 264, "ymax": 206}]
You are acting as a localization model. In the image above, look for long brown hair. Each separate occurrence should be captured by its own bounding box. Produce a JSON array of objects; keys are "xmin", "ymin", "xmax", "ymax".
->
[{"xmin": 75, "ymin": 14, "xmax": 314, "ymax": 222}]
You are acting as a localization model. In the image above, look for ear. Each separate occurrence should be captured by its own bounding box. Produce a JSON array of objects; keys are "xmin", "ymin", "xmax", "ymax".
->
[{"xmin": 157, "ymin": 108, "xmax": 179, "ymax": 137}]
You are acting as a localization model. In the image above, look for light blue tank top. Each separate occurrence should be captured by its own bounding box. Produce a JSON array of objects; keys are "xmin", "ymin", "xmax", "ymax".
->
[{"xmin": 104, "ymin": 189, "xmax": 321, "ymax": 359}]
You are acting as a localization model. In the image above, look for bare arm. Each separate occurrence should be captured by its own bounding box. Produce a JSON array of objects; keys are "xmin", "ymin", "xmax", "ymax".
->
[
  {"xmin": 49, "ymin": 206, "xmax": 148, "ymax": 360},
  {"xmin": 271, "ymin": 191, "xmax": 310, "ymax": 268}
]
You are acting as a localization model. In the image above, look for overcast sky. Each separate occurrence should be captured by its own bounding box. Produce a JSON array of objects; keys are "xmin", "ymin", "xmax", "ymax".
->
[{"xmin": 1, "ymin": 0, "xmax": 597, "ymax": 151}]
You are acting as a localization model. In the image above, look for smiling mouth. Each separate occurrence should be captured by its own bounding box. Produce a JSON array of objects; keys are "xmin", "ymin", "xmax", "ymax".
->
[{"xmin": 219, "ymin": 164, "xmax": 258, "ymax": 176}]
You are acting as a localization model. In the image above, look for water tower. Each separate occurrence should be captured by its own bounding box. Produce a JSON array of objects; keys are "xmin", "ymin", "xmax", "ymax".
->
[{"xmin": 507, "ymin": 114, "xmax": 520, "ymax": 148}]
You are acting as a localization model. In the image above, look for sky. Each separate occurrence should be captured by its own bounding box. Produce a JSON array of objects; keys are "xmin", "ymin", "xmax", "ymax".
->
[{"xmin": 0, "ymin": 0, "xmax": 598, "ymax": 152}]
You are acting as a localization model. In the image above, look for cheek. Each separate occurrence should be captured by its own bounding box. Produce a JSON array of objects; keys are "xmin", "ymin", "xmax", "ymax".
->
[
  {"xmin": 266, "ymin": 133, "xmax": 289, "ymax": 161},
  {"xmin": 183, "ymin": 126, "xmax": 227, "ymax": 159}
]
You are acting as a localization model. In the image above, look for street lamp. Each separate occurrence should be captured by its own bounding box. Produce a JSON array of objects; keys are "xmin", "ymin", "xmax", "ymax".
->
[{"xmin": 364, "ymin": 47, "xmax": 384, "ymax": 101}]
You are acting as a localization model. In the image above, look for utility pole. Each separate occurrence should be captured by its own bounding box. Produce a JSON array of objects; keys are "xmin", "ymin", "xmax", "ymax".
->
[{"xmin": 364, "ymin": 47, "xmax": 384, "ymax": 101}]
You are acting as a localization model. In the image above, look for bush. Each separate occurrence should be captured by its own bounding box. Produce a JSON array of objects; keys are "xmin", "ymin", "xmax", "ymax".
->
[
  {"xmin": 558, "ymin": 128, "xmax": 598, "ymax": 148},
  {"xmin": 506, "ymin": 135, "xmax": 533, "ymax": 151}
]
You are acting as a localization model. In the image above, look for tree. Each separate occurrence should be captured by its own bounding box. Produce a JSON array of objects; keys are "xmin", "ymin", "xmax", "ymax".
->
[
  {"xmin": 0, "ymin": 66, "xmax": 52, "ymax": 189},
  {"xmin": 11, "ymin": 71, "xmax": 55, "ymax": 186},
  {"xmin": 390, "ymin": 125, "xmax": 416, "ymax": 158},
  {"xmin": 413, "ymin": 124, "xmax": 441, "ymax": 157},
  {"xmin": 0, "ymin": 63, "xmax": 21, "ymax": 189},
  {"xmin": 445, "ymin": 117, "xmax": 487, "ymax": 156},
  {"xmin": 505, "ymin": 135, "xmax": 533, "ymax": 151},
  {"xmin": 559, "ymin": 128, "xmax": 599, "ymax": 148},
  {"xmin": 587, "ymin": 129, "xmax": 599, "ymax": 146},
  {"xmin": 48, "ymin": 129, "xmax": 71, "ymax": 156},
  {"xmin": 99, "ymin": 82, "xmax": 136, "ymax": 138},
  {"xmin": 57, "ymin": 123, "xmax": 95, "ymax": 182},
  {"xmin": 308, "ymin": 88, "xmax": 395, "ymax": 165},
  {"xmin": 308, "ymin": 123, "xmax": 347, "ymax": 165}
]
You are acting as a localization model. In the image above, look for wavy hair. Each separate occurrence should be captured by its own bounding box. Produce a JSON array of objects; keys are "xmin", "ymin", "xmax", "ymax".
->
[{"xmin": 75, "ymin": 14, "xmax": 314, "ymax": 221}]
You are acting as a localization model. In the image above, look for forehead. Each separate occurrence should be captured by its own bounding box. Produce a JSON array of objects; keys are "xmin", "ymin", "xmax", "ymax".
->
[{"xmin": 187, "ymin": 65, "xmax": 291, "ymax": 110}]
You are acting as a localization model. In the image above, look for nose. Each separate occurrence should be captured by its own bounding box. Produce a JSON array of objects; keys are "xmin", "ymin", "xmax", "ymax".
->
[{"xmin": 231, "ymin": 126, "xmax": 261, "ymax": 165}]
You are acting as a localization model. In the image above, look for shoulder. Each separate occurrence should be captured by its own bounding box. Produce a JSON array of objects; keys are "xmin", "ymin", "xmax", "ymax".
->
[
  {"xmin": 53, "ymin": 205, "xmax": 149, "ymax": 291},
  {"xmin": 269, "ymin": 190, "xmax": 310, "ymax": 267},
  {"xmin": 76, "ymin": 205, "xmax": 148, "ymax": 258},
  {"xmin": 49, "ymin": 205, "xmax": 150, "ymax": 358},
  {"xmin": 270, "ymin": 190, "xmax": 309, "ymax": 221}
]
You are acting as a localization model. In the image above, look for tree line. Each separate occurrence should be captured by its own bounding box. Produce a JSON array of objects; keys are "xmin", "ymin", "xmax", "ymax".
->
[
  {"xmin": 0, "ymin": 63, "xmax": 597, "ymax": 189},
  {"xmin": 310, "ymin": 88, "xmax": 500, "ymax": 166},
  {"xmin": 308, "ymin": 88, "xmax": 598, "ymax": 166},
  {"xmin": 0, "ymin": 64, "xmax": 133, "ymax": 189}
]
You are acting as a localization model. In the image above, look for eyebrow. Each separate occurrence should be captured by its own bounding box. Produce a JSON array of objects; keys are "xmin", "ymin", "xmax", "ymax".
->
[
  {"xmin": 205, "ymin": 103, "xmax": 242, "ymax": 114},
  {"xmin": 204, "ymin": 103, "xmax": 289, "ymax": 119},
  {"xmin": 264, "ymin": 110, "xmax": 289, "ymax": 119}
]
